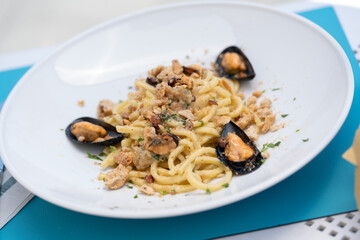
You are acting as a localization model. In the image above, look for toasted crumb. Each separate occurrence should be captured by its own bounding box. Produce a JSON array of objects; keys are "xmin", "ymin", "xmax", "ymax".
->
[
  {"xmin": 237, "ymin": 93, "xmax": 245, "ymax": 99},
  {"xmin": 139, "ymin": 185, "xmax": 155, "ymax": 195},
  {"xmin": 246, "ymin": 96, "xmax": 257, "ymax": 106},
  {"xmin": 262, "ymin": 151, "xmax": 270, "ymax": 159},
  {"xmin": 78, "ymin": 100, "xmax": 85, "ymax": 107},
  {"xmin": 252, "ymin": 91, "xmax": 263, "ymax": 98},
  {"xmin": 260, "ymin": 97, "xmax": 272, "ymax": 108},
  {"xmin": 270, "ymin": 123, "xmax": 285, "ymax": 132},
  {"xmin": 245, "ymin": 125, "xmax": 259, "ymax": 141}
]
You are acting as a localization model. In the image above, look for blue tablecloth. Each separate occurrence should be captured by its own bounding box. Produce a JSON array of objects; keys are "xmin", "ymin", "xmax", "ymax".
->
[{"xmin": 1, "ymin": 6, "xmax": 359, "ymax": 240}]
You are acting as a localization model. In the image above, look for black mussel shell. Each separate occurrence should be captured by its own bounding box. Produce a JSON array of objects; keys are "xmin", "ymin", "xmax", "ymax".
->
[
  {"xmin": 65, "ymin": 117, "xmax": 124, "ymax": 146},
  {"xmin": 215, "ymin": 46, "xmax": 255, "ymax": 81},
  {"xmin": 216, "ymin": 121, "xmax": 263, "ymax": 174},
  {"xmin": 182, "ymin": 66, "xmax": 200, "ymax": 76}
]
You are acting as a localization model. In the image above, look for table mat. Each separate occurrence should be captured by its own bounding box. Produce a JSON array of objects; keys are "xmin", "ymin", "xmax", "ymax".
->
[{"xmin": 1, "ymin": 6, "xmax": 360, "ymax": 240}]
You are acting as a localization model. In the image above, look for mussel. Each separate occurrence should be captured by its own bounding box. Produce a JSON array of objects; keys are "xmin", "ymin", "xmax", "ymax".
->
[
  {"xmin": 216, "ymin": 121, "xmax": 263, "ymax": 174},
  {"xmin": 215, "ymin": 46, "xmax": 255, "ymax": 81},
  {"xmin": 65, "ymin": 117, "xmax": 124, "ymax": 146}
]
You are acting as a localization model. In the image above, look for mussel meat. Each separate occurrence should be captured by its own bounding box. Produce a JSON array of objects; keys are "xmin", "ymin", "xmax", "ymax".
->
[
  {"xmin": 216, "ymin": 121, "xmax": 263, "ymax": 174},
  {"xmin": 215, "ymin": 46, "xmax": 255, "ymax": 81},
  {"xmin": 65, "ymin": 117, "xmax": 124, "ymax": 146}
]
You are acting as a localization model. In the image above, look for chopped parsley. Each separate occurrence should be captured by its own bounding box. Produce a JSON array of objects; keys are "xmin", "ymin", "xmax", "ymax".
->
[
  {"xmin": 99, "ymin": 152, "xmax": 106, "ymax": 157},
  {"xmin": 185, "ymin": 103, "xmax": 190, "ymax": 109},
  {"xmin": 166, "ymin": 128, "xmax": 171, "ymax": 133},
  {"xmin": 185, "ymin": 89, "xmax": 191, "ymax": 94},
  {"xmin": 127, "ymin": 185, "xmax": 133, "ymax": 189},
  {"xmin": 222, "ymin": 183, "xmax": 229, "ymax": 188},
  {"xmin": 261, "ymin": 141, "xmax": 281, "ymax": 152},
  {"xmin": 293, "ymin": 97, "xmax": 296, "ymax": 101},
  {"xmin": 281, "ymin": 114, "xmax": 289, "ymax": 118},
  {"xmin": 261, "ymin": 159, "xmax": 265, "ymax": 163},
  {"xmin": 128, "ymin": 86, "xmax": 133, "ymax": 90},
  {"xmin": 200, "ymin": 120, "xmax": 204, "ymax": 126},
  {"xmin": 133, "ymin": 195, "xmax": 138, "ymax": 199},
  {"xmin": 185, "ymin": 55, "xmax": 190, "ymax": 59},
  {"xmin": 272, "ymin": 88, "xmax": 280, "ymax": 91},
  {"xmin": 60, "ymin": 128, "xmax": 64, "ymax": 131},
  {"xmin": 206, "ymin": 188, "xmax": 211, "ymax": 194},
  {"xmin": 159, "ymin": 190, "xmax": 168, "ymax": 195},
  {"xmin": 138, "ymin": 137, "xmax": 144, "ymax": 142},
  {"xmin": 86, "ymin": 151, "xmax": 103, "ymax": 161},
  {"xmin": 118, "ymin": 100, "xmax": 123, "ymax": 103},
  {"xmin": 296, "ymin": 129, "xmax": 300, "ymax": 132},
  {"xmin": 154, "ymin": 154, "xmax": 160, "ymax": 161},
  {"xmin": 182, "ymin": 120, "xmax": 187, "ymax": 125},
  {"xmin": 160, "ymin": 113, "xmax": 170, "ymax": 121},
  {"xmin": 171, "ymin": 189, "xmax": 176, "ymax": 193},
  {"xmin": 262, "ymin": 90, "xmax": 266, "ymax": 93},
  {"xmin": 171, "ymin": 114, "xmax": 178, "ymax": 120},
  {"xmin": 303, "ymin": 138, "xmax": 309, "ymax": 142},
  {"xmin": 128, "ymin": 180, "xmax": 133, "ymax": 184},
  {"xmin": 110, "ymin": 146, "xmax": 117, "ymax": 152},
  {"xmin": 102, "ymin": 178, "xmax": 105, "ymax": 182}
]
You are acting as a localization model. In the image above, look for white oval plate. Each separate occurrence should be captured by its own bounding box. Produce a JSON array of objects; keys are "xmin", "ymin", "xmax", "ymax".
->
[{"xmin": 0, "ymin": 2, "xmax": 353, "ymax": 218}]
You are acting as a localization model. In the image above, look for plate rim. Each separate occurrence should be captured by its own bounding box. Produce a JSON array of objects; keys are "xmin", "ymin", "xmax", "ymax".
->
[{"xmin": 0, "ymin": 1, "xmax": 354, "ymax": 218}]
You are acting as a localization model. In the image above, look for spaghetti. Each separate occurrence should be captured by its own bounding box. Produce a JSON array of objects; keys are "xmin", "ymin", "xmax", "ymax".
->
[{"xmin": 97, "ymin": 60, "xmax": 276, "ymax": 195}]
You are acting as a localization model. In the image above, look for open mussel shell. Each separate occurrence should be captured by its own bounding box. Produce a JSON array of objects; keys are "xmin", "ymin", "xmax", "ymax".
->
[
  {"xmin": 216, "ymin": 121, "xmax": 263, "ymax": 174},
  {"xmin": 215, "ymin": 46, "xmax": 255, "ymax": 81},
  {"xmin": 65, "ymin": 117, "xmax": 124, "ymax": 146}
]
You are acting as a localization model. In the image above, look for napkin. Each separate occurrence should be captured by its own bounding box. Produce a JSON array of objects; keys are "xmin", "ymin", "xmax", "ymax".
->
[
  {"xmin": 343, "ymin": 126, "xmax": 360, "ymax": 210},
  {"xmin": 0, "ymin": 102, "xmax": 34, "ymax": 229}
]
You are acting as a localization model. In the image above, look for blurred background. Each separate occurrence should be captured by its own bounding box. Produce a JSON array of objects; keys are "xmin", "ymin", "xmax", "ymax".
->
[
  {"xmin": 0, "ymin": 0, "xmax": 302, "ymax": 54},
  {"xmin": 0, "ymin": 0, "xmax": 359, "ymax": 54}
]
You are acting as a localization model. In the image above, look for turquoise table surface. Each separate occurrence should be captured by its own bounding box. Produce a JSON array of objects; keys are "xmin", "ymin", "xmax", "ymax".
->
[{"xmin": 1, "ymin": 6, "xmax": 360, "ymax": 240}]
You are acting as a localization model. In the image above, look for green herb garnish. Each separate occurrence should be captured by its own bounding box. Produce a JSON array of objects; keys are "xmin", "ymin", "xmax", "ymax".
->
[
  {"xmin": 293, "ymin": 97, "xmax": 296, "ymax": 101},
  {"xmin": 159, "ymin": 190, "xmax": 168, "ymax": 195},
  {"xmin": 261, "ymin": 141, "xmax": 281, "ymax": 152},
  {"xmin": 296, "ymin": 129, "xmax": 300, "ymax": 132},
  {"xmin": 281, "ymin": 114, "xmax": 289, "ymax": 118},
  {"xmin": 110, "ymin": 146, "xmax": 117, "ymax": 152},
  {"xmin": 60, "ymin": 128, "xmax": 64, "ymax": 131},
  {"xmin": 127, "ymin": 185, "xmax": 133, "ymax": 189},
  {"xmin": 134, "ymin": 195, "xmax": 138, "ymax": 199},
  {"xmin": 182, "ymin": 120, "xmax": 186, "ymax": 125},
  {"xmin": 200, "ymin": 120, "xmax": 204, "ymax": 126},
  {"xmin": 154, "ymin": 155, "xmax": 160, "ymax": 161},
  {"xmin": 303, "ymin": 138, "xmax": 309, "ymax": 142},
  {"xmin": 262, "ymin": 90, "xmax": 266, "ymax": 93},
  {"xmin": 261, "ymin": 159, "xmax": 265, "ymax": 163},
  {"xmin": 138, "ymin": 137, "xmax": 144, "ymax": 142},
  {"xmin": 86, "ymin": 151, "xmax": 103, "ymax": 161},
  {"xmin": 102, "ymin": 178, "xmax": 105, "ymax": 182},
  {"xmin": 128, "ymin": 86, "xmax": 133, "ymax": 90},
  {"xmin": 161, "ymin": 113, "xmax": 170, "ymax": 121},
  {"xmin": 222, "ymin": 183, "xmax": 229, "ymax": 188},
  {"xmin": 171, "ymin": 114, "xmax": 178, "ymax": 120},
  {"xmin": 118, "ymin": 100, "xmax": 123, "ymax": 103},
  {"xmin": 129, "ymin": 180, "xmax": 133, "ymax": 184},
  {"xmin": 99, "ymin": 152, "xmax": 106, "ymax": 156},
  {"xmin": 272, "ymin": 88, "xmax": 280, "ymax": 91},
  {"xmin": 206, "ymin": 189, "xmax": 211, "ymax": 194},
  {"xmin": 166, "ymin": 128, "xmax": 171, "ymax": 133}
]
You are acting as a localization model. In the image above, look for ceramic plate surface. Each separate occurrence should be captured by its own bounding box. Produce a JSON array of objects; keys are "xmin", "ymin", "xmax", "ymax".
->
[{"xmin": 0, "ymin": 2, "xmax": 353, "ymax": 218}]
